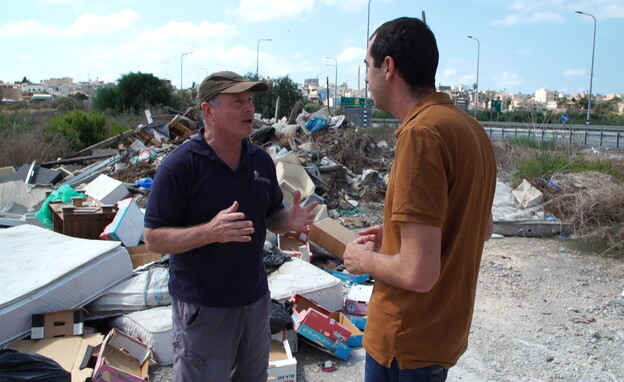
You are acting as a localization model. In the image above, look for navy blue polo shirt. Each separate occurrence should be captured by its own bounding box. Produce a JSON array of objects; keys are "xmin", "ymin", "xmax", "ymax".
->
[{"xmin": 144, "ymin": 128, "xmax": 284, "ymax": 307}]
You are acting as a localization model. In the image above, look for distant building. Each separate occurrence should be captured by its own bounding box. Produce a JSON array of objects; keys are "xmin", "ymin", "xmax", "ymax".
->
[{"xmin": 0, "ymin": 82, "xmax": 23, "ymax": 101}]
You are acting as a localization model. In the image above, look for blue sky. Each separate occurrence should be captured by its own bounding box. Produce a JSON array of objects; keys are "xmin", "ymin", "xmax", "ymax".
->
[{"xmin": 2, "ymin": 0, "xmax": 623, "ymax": 95}]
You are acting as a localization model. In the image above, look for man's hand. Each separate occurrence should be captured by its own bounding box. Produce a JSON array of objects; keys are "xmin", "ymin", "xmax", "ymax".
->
[
  {"xmin": 205, "ymin": 201, "xmax": 254, "ymax": 243},
  {"xmin": 287, "ymin": 190, "xmax": 318, "ymax": 232},
  {"xmin": 343, "ymin": 240, "xmax": 375, "ymax": 275},
  {"xmin": 357, "ymin": 225, "xmax": 383, "ymax": 251}
]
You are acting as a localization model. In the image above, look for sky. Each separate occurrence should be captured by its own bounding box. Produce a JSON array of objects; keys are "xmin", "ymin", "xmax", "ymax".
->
[{"xmin": 1, "ymin": 0, "xmax": 623, "ymax": 96}]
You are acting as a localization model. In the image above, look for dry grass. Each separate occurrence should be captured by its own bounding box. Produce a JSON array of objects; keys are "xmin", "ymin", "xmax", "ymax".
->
[{"xmin": 542, "ymin": 172, "xmax": 624, "ymax": 253}]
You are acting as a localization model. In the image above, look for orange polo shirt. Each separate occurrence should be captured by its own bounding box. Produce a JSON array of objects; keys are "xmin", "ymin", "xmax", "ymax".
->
[{"xmin": 363, "ymin": 92, "xmax": 497, "ymax": 369}]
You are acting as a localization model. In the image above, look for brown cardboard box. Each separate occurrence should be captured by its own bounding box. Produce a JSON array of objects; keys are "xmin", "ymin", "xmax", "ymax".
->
[
  {"xmin": 309, "ymin": 218, "xmax": 359, "ymax": 259},
  {"xmin": 31, "ymin": 308, "xmax": 86, "ymax": 339},
  {"xmin": 126, "ymin": 244, "xmax": 163, "ymax": 268},
  {"xmin": 268, "ymin": 339, "xmax": 297, "ymax": 382},
  {"xmin": 92, "ymin": 328, "xmax": 151, "ymax": 382}
]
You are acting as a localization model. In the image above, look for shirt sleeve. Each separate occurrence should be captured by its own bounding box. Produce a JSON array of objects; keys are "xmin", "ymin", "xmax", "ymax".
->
[{"xmin": 391, "ymin": 126, "xmax": 448, "ymax": 228}]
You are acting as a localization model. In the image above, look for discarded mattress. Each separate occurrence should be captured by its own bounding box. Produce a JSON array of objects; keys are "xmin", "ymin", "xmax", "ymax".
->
[
  {"xmin": 111, "ymin": 306, "xmax": 173, "ymax": 365},
  {"xmin": 268, "ymin": 256, "xmax": 343, "ymax": 312},
  {"xmin": 109, "ymin": 257, "xmax": 343, "ymax": 365},
  {"xmin": 0, "ymin": 224, "xmax": 133, "ymax": 346},
  {"xmin": 86, "ymin": 264, "xmax": 170, "ymax": 320}
]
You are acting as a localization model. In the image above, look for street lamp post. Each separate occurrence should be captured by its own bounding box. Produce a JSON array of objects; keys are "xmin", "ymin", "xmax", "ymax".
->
[
  {"xmin": 363, "ymin": 0, "xmax": 372, "ymax": 128},
  {"xmin": 325, "ymin": 57, "xmax": 337, "ymax": 114},
  {"xmin": 467, "ymin": 36, "xmax": 480, "ymax": 117},
  {"xmin": 256, "ymin": 39, "xmax": 272, "ymax": 79},
  {"xmin": 575, "ymin": 11, "xmax": 596, "ymax": 125},
  {"xmin": 180, "ymin": 51, "xmax": 192, "ymax": 90}
]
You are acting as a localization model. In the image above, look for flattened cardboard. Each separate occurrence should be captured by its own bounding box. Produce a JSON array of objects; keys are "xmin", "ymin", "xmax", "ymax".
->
[
  {"xmin": 84, "ymin": 174, "xmax": 129, "ymax": 205},
  {"xmin": 309, "ymin": 218, "xmax": 359, "ymax": 259},
  {"xmin": 9, "ymin": 333, "xmax": 104, "ymax": 382}
]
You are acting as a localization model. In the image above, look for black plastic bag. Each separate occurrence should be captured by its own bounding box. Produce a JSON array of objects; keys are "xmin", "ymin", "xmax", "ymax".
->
[
  {"xmin": 263, "ymin": 246, "xmax": 291, "ymax": 274},
  {"xmin": 0, "ymin": 348, "xmax": 70, "ymax": 382},
  {"xmin": 269, "ymin": 299, "xmax": 294, "ymax": 334}
]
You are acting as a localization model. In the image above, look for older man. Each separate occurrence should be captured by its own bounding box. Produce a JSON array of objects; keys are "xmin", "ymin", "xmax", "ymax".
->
[{"xmin": 144, "ymin": 71, "xmax": 316, "ymax": 382}]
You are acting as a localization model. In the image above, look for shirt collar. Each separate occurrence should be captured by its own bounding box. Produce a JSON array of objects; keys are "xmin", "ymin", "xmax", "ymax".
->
[{"xmin": 395, "ymin": 92, "xmax": 453, "ymax": 137}]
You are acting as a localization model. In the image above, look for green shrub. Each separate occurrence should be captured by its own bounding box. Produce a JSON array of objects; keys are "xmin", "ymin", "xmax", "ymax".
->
[
  {"xmin": 507, "ymin": 136, "xmax": 556, "ymax": 150},
  {"xmin": 0, "ymin": 111, "xmax": 32, "ymax": 138},
  {"xmin": 513, "ymin": 152, "xmax": 623, "ymax": 186},
  {"xmin": 44, "ymin": 110, "xmax": 107, "ymax": 151}
]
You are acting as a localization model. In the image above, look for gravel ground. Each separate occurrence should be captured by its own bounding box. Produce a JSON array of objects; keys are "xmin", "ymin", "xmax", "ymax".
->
[{"xmin": 149, "ymin": 236, "xmax": 624, "ymax": 381}]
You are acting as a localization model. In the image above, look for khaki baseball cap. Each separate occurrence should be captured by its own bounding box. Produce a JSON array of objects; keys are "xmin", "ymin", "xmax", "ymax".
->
[{"xmin": 198, "ymin": 71, "xmax": 268, "ymax": 103}]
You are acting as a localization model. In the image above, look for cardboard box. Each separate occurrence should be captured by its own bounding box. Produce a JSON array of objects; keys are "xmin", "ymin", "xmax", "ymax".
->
[
  {"xmin": 311, "ymin": 203, "xmax": 329, "ymax": 222},
  {"xmin": 92, "ymin": 329, "xmax": 151, "ymax": 382},
  {"xmin": 31, "ymin": 308, "xmax": 86, "ymax": 339},
  {"xmin": 330, "ymin": 312, "xmax": 364, "ymax": 347},
  {"xmin": 126, "ymin": 244, "xmax": 163, "ymax": 268},
  {"xmin": 345, "ymin": 314, "xmax": 367, "ymax": 330},
  {"xmin": 104, "ymin": 198, "xmax": 144, "ymax": 247},
  {"xmin": 289, "ymin": 294, "xmax": 352, "ymax": 360},
  {"xmin": 276, "ymin": 162, "xmax": 316, "ymax": 206},
  {"xmin": 309, "ymin": 218, "xmax": 359, "ymax": 259},
  {"xmin": 268, "ymin": 339, "xmax": 297, "ymax": 382},
  {"xmin": 277, "ymin": 230, "xmax": 311, "ymax": 262},
  {"xmin": 323, "ymin": 266, "xmax": 370, "ymax": 284},
  {"xmin": 344, "ymin": 284, "xmax": 374, "ymax": 315},
  {"xmin": 272, "ymin": 328, "xmax": 298, "ymax": 353},
  {"xmin": 84, "ymin": 174, "xmax": 129, "ymax": 205},
  {"xmin": 10, "ymin": 333, "xmax": 104, "ymax": 382}
]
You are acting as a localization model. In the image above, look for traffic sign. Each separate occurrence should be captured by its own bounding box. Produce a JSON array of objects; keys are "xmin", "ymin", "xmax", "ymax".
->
[{"xmin": 561, "ymin": 113, "xmax": 569, "ymax": 123}]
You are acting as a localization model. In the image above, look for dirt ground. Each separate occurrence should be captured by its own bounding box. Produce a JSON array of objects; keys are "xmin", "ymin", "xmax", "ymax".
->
[{"xmin": 149, "ymin": 235, "xmax": 624, "ymax": 381}]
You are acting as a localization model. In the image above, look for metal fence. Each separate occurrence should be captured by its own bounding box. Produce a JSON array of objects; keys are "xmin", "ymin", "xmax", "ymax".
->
[{"xmin": 369, "ymin": 118, "xmax": 624, "ymax": 149}]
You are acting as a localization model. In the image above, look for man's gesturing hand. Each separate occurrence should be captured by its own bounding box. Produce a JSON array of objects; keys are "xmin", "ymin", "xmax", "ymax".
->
[{"xmin": 205, "ymin": 201, "xmax": 254, "ymax": 243}]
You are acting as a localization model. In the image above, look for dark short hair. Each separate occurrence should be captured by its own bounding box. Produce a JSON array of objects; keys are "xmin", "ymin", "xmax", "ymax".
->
[{"xmin": 370, "ymin": 17, "xmax": 439, "ymax": 89}]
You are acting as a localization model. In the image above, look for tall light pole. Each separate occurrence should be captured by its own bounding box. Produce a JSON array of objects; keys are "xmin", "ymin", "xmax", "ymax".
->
[
  {"xmin": 180, "ymin": 51, "xmax": 192, "ymax": 90},
  {"xmin": 575, "ymin": 11, "xmax": 596, "ymax": 125},
  {"xmin": 325, "ymin": 56, "xmax": 337, "ymax": 114},
  {"xmin": 467, "ymin": 36, "xmax": 480, "ymax": 117},
  {"xmin": 363, "ymin": 0, "xmax": 372, "ymax": 128},
  {"xmin": 256, "ymin": 38, "xmax": 272, "ymax": 79}
]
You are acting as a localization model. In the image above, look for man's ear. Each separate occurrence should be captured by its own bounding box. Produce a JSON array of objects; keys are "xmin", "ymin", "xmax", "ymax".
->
[
  {"xmin": 384, "ymin": 56, "xmax": 396, "ymax": 80},
  {"xmin": 201, "ymin": 102, "xmax": 213, "ymax": 122}
]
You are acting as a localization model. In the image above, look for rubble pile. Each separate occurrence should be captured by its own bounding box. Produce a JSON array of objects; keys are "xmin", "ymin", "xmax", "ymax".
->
[{"xmin": 0, "ymin": 107, "xmax": 394, "ymax": 380}]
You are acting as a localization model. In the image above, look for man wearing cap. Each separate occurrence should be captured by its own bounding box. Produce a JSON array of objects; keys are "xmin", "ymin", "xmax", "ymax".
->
[{"xmin": 144, "ymin": 71, "xmax": 317, "ymax": 382}]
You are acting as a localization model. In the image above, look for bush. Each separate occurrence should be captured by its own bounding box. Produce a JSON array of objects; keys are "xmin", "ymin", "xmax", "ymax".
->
[
  {"xmin": 507, "ymin": 136, "xmax": 556, "ymax": 150},
  {"xmin": 44, "ymin": 110, "xmax": 107, "ymax": 152}
]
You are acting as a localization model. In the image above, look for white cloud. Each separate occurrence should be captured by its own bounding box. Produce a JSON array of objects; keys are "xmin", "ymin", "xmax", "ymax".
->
[
  {"xmin": 517, "ymin": 49, "xmax": 531, "ymax": 55},
  {"xmin": 0, "ymin": 20, "xmax": 60, "ymax": 38},
  {"xmin": 0, "ymin": 10, "xmax": 141, "ymax": 39},
  {"xmin": 63, "ymin": 10, "xmax": 141, "ymax": 38},
  {"xmin": 564, "ymin": 68, "xmax": 586, "ymax": 76},
  {"xmin": 231, "ymin": 0, "xmax": 315, "ymax": 22},
  {"xmin": 338, "ymin": 46, "xmax": 366, "ymax": 63},
  {"xmin": 493, "ymin": 71, "xmax": 525, "ymax": 88}
]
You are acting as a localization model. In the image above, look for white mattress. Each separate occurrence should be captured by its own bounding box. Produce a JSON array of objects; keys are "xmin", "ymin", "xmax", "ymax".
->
[
  {"xmin": 86, "ymin": 265, "xmax": 170, "ymax": 320},
  {"xmin": 109, "ymin": 257, "xmax": 344, "ymax": 365},
  {"xmin": 268, "ymin": 257, "xmax": 344, "ymax": 312},
  {"xmin": 0, "ymin": 224, "xmax": 133, "ymax": 346},
  {"xmin": 111, "ymin": 306, "xmax": 173, "ymax": 365}
]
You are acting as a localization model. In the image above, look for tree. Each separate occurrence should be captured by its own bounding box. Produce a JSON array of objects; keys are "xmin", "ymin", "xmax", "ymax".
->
[
  {"xmin": 244, "ymin": 73, "xmax": 305, "ymax": 120},
  {"xmin": 92, "ymin": 72, "xmax": 173, "ymax": 114},
  {"xmin": 43, "ymin": 110, "xmax": 107, "ymax": 152}
]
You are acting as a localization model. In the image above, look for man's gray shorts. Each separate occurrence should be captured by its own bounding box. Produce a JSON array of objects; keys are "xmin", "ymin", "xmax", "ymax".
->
[{"xmin": 172, "ymin": 292, "xmax": 271, "ymax": 382}]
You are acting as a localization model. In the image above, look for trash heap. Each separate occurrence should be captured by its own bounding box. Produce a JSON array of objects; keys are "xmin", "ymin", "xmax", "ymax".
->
[{"xmin": 0, "ymin": 106, "xmax": 395, "ymax": 381}]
